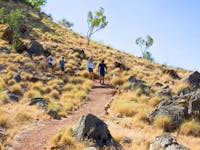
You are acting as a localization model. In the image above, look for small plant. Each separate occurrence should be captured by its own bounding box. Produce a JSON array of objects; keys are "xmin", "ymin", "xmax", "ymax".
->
[{"xmin": 59, "ymin": 19, "xmax": 74, "ymax": 28}]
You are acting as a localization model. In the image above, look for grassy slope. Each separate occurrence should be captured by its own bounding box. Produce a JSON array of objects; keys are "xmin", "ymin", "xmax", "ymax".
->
[{"xmin": 0, "ymin": 1, "xmax": 199, "ymax": 150}]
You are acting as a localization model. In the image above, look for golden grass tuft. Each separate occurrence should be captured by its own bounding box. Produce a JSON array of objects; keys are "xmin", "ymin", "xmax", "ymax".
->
[
  {"xmin": 50, "ymin": 127, "xmax": 85, "ymax": 150},
  {"xmin": 180, "ymin": 120, "xmax": 200, "ymax": 137},
  {"xmin": 50, "ymin": 90, "xmax": 60, "ymax": 99},
  {"xmin": 15, "ymin": 111, "xmax": 33, "ymax": 123},
  {"xmin": 0, "ymin": 78, "xmax": 6, "ymax": 91},
  {"xmin": 0, "ymin": 115, "xmax": 11, "ymax": 128},
  {"xmin": 0, "ymin": 92, "xmax": 8, "ymax": 106},
  {"xmin": 153, "ymin": 115, "xmax": 173, "ymax": 131},
  {"xmin": 10, "ymin": 84, "xmax": 22, "ymax": 95},
  {"xmin": 24, "ymin": 89, "xmax": 41, "ymax": 98},
  {"xmin": 111, "ymin": 77, "xmax": 124, "ymax": 87}
]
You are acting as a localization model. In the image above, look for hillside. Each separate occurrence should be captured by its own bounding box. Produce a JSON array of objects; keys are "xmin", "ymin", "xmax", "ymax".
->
[{"xmin": 0, "ymin": 1, "xmax": 199, "ymax": 150}]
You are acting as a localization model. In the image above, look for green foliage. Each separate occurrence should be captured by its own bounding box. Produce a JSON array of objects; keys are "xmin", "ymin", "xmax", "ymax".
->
[
  {"xmin": 143, "ymin": 51, "xmax": 154, "ymax": 61},
  {"xmin": 12, "ymin": 39, "xmax": 26, "ymax": 53},
  {"xmin": 7, "ymin": 9, "xmax": 25, "ymax": 37},
  {"xmin": 0, "ymin": 8, "xmax": 7, "ymax": 24},
  {"xmin": 25, "ymin": 0, "xmax": 47, "ymax": 10},
  {"xmin": 87, "ymin": 7, "xmax": 108, "ymax": 45},
  {"xmin": 59, "ymin": 19, "xmax": 74, "ymax": 28},
  {"xmin": 136, "ymin": 35, "xmax": 154, "ymax": 60}
]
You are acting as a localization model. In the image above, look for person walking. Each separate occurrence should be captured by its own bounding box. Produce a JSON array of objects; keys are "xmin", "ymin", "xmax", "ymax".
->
[
  {"xmin": 48, "ymin": 53, "xmax": 54, "ymax": 75},
  {"xmin": 98, "ymin": 60, "xmax": 107, "ymax": 84},
  {"xmin": 59, "ymin": 56, "xmax": 65, "ymax": 74},
  {"xmin": 87, "ymin": 57, "xmax": 94, "ymax": 80}
]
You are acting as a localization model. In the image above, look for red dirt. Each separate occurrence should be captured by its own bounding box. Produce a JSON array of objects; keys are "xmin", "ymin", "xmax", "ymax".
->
[{"xmin": 8, "ymin": 81, "xmax": 113, "ymax": 150}]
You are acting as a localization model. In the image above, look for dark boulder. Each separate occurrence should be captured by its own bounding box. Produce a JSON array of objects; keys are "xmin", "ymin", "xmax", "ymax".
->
[
  {"xmin": 158, "ymin": 89, "xmax": 171, "ymax": 96},
  {"xmin": 114, "ymin": 62, "xmax": 130, "ymax": 71},
  {"xmin": 28, "ymin": 97, "xmax": 45, "ymax": 105},
  {"xmin": 72, "ymin": 114, "xmax": 120, "ymax": 149},
  {"xmin": 186, "ymin": 71, "xmax": 200, "ymax": 88},
  {"xmin": 149, "ymin": 133, "xmax": 189, "ymax": 150},
  {"xmin": 46, "ymin": 109, "xmax": 61, "ymax": 120},
  {"xmin": 13, "ymin": 72, "xmax": 21, "ymax": 82},
  {"xmin": 155, "ymin": 82, "xmax": 163, "ymax": 87},
  {"xmin": 27, "ymin": 40, "xmax": 44, "ymax": 56},
  {"xmin": 162, "ymin": 69, "xmax": 181, "ymax": 80},
  {"xmin": 2, "ymin": 27, "xmax": 13, "ymax": 44},
  {"xmin": 8, "ymin": 93, "xmax": 19, "ymax": 102}
]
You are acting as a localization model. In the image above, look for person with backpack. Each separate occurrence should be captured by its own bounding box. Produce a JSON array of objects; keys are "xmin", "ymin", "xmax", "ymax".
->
[
  {"xmin": 87, "ymin": 57, "xmax": 94, "ymax": 80},
  {"xmin": 98, "ymin": 60, "xmax": 107, "ymax": 84},
  {"xmin": 59, "ymin": 56, "xmax": 65, "ymax": 74}
]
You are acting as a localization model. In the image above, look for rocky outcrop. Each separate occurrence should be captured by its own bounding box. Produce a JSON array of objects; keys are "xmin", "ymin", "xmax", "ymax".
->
[
  {"xmin": 27, "ymin": 40, "xmax": 44, "ymax": 56},
  {"xmin": 114, "ymin": 62, "xmax": 129, "ymax": 71},
  {"xmin": 149, "ymin": 133, "xmax": 189, "ymax": 150},
  {"xmin": 162, "ymin": 69, "xmax": 181, "ymax": 80},
  {"xmin": 72, "ymin": 114, "xmax": 120, "ymax": 149},
  {"xmin": 184, "ymin": 71, "xmax": 200, "ymax": 88},
  {"xmin": 148, "ymin": 90, "xmax": 200, "ymax": 130}
]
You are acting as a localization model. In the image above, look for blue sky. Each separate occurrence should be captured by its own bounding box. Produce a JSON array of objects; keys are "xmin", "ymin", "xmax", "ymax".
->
[{"xmin": 43, "ymin": 0, "xmax": 200, "ymax": 71}]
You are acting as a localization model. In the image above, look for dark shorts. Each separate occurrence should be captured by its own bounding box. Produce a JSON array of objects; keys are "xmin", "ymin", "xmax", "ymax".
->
[
  {"xmin": 60, "ymin": 66, "xmax": 64, "ymax": 71},
  {"xmin": 88, "ymin": 68, "xmax": 93, "ymax": 73},
  {"xmin": 49, "ymin": 63, "xmax": 53, "ymax": 68},
  {"xmin": 100, "ymin": 71, "xmax": 105, "ymax": 77}
]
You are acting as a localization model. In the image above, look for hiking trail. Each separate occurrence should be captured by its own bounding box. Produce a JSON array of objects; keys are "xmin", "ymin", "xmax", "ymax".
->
[{"xmin": 8, "ymin": 81, "xmax": 113, "ymax": 150}]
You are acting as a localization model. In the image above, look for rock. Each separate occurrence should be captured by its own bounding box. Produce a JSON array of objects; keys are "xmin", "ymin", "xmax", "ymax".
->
[
  {"xmin": 186, "ymin": 71, "xmax": 200, "ymax": 88},
  {"xmin": 13, "ymin": 72, "xmax": 21, "ymax": 82},
  {"xmin": 0, "ymin": 127, "xmax": 7, "ymax": 144},
  {"xmin": 28, "ymin": 97, "xmax": 45, "ymax": 105},
  {"xmin": 120, "ymin": 136, "xmax": 132, "ymax": 144},
  {"xmin": 178, "ymin": 87, "xmax": 191, "ymax": 96},
  {"xmin": 162, "ymin": 69, "xmax": 181, "ymax": 80},
  {"xmin": 158, "ymin": 89, "xmax": 171, "ymax": 96},
  {"xmin": 46, "ymin": 109, "xmax": 61, "ymax": 120},
  {"xmin": 149, "ymin": 133, "xmax": 189, "ymax": 150},
  {"xmin": 116, "ymin": 113, "xmax": 123, "ymax": 118},
  {"xmin": 188, "ymin": 91, "xmax": 200, "ymax": 118},
  {"xmin": 72, "ymin": 114, "xmax": 120, "ymax": 149},
  {"xmin": 8, "ymin": 93, "xmax": 19, "ymax": 102},
  {"xmin": 155, "ymin": 82, "xmax": 163, "ymax": 87},
  {"xmin": 2, "ymin": 27, "xmax": 13, "ymax": 44},
  {"xmin": 13, "ymin": 39, "xmax": 27, "ymax": 53},
  {"xmin": 0, "ymin": 47, "xmax": 10, "ymax": 54},
  {"xmin": 114, "ymin": 62, "xmax": 129, "ymax": 71},
  {"xmin": 27, "ymin": 40, "xmax": 44, "ymax": 56}
]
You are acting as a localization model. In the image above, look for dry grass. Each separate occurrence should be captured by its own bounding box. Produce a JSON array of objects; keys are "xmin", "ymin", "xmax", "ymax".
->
[
  {"xmin": 15, "ymin": 111, "xmax": 33, "ymax": 123},
  {"xmin": 179, "ymin": 120, "xmax": 200, "ymax": 137},
  {"xmin": 0, "ymin": 92, "xmax": 8, "ymax": 106},
  {"xmin": 10, "ymin": 84, "xmax": 22, "ymax": 95},
  {"xmin": 49, "ymin": 127, "xmax": 85, "ymax": 150},
  {"xmin": 153, "ymin": 115, "xmax": 173, "ymax": 131}
]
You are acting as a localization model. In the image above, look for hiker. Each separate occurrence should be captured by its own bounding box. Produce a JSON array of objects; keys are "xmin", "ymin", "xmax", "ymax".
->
[
  {"xmin": 87, "ymin": 57, "xmax": 94, "ymax": 80},
  {"xmin": 59, "ymin": 56, "xmax": 65, "ymax": 74},
  {"xmin": 48, "ymin": 53, "xmax": 54, "ymax": 75},
  {"xmin": 98, "ymin": 60, "xmax": 107, "ymax": 84}
]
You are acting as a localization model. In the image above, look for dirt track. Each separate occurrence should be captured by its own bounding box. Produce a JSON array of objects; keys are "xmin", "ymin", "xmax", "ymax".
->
[{"xmin": 8, "ymin": 81, "xmax": 113, "ymax": 150}]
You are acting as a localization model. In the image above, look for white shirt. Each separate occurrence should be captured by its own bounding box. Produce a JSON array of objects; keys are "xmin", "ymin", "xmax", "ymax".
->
[{"xmin": 87, "ymin": 61, "xmax": 93, "ymax": 69}]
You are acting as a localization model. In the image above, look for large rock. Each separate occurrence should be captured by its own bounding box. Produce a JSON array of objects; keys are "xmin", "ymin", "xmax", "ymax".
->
[
  {"xmin": 162, "ymin": 69, "xmax": 181, "ymax": 80},
  {"xmin": 27, "ymin": 40, "xmax": 44, "ymax": 56},
  {"xmin": 185, "ymin": 71, "xmax": 200, "ymax": 88},
  {"xmin": 148, "ymin": 89, "xmax": 200, "ymax": 130},
  {"xmin": 149, "ymin": 133, "xmax": 189, "ymax": 150},
  {"xmin": 72, "ymin": 114, "xmax": 120, "ymax": 149}
]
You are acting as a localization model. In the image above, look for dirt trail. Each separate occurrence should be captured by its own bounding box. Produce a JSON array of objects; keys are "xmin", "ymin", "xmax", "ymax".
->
[{"xmin": 8, "ymin": 81, "xmax": 113, "ymax": 150}]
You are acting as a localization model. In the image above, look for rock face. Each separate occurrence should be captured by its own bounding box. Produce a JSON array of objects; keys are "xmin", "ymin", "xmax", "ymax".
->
[
  {"xmin": 149, "ymin": 133, "xmax": 189, "ymax": 150},
  {"xmin": 27, "ymin": 40, "xmax": 44, "ymax": 56},
  {"xmin": 148, "ymin": 90, "xmax": 200, "ymax": 130},
  {"xmin": 72, "ymin": 114, "xmax": 119, "ymax": 149},
  {"xmin": 162, "ymin": 69, "xmax": 181, "ymax": 80},
  {"xmin": 185, "ymin": 71, "xmax": 200, "ymax": 88}
]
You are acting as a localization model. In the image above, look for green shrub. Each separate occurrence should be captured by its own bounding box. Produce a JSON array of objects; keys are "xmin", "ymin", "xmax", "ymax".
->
[{"xmin": 0, "ymin": 7, "xmax": 7, "ymax": 24}]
